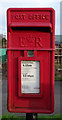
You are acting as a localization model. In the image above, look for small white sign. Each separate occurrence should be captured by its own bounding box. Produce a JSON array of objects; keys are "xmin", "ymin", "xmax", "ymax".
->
[{"xmin": 21, "ymin": 61, "xmax": 40, "ymax": 94}]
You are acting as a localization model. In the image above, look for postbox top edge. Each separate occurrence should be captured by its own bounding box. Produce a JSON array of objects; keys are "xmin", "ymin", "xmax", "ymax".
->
[{"xmin": 7, "ymin": 7, "xmax": 55, "ymax": 13}]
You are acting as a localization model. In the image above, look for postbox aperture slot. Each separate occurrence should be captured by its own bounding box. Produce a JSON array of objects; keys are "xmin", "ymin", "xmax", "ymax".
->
[{"xmin": 11, "ymin": 27, "xmax": 51, "ymax": 33}]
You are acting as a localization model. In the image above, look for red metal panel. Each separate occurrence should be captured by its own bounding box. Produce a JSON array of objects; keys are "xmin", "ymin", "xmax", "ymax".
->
[{"xmin": 7, "ymin": 8, "xmax": 55, "ymax": 113}]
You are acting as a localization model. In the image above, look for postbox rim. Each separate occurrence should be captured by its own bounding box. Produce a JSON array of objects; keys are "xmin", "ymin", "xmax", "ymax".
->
[{"xmin": 7, "ymin": 7, "xmax": 55, "ymax": 12}]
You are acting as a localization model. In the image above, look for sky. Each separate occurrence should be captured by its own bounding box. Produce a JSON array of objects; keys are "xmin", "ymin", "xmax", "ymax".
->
[{"xmin": 0, "ymin": 0, "xmax": 62, "ymax": 37}]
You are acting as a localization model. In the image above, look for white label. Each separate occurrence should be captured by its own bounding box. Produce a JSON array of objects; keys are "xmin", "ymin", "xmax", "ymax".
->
[{"xmin": 21, "ymin": 61, "xmax": 40, "ymax": 93}]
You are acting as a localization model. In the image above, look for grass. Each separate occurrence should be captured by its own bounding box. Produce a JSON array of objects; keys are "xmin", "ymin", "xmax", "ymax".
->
[
  {"xmin": 0, "ymin": 114, "xmax": 25, "ymax": 120},
  {"xmin": 1, "ymin": 114, "xmax": 62, "ymax": 120}
]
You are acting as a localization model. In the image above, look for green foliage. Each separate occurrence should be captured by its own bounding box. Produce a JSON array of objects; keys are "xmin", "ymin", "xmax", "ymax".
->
[
  {"xmin": 1, "ymin": 114, "xmax": 25, "ymax": 120},
  {"xmin": 0, "ymin": 114, "xmax": 62, "ymax": 120},
  {"xmin": 55, "ymin": 76, "xmax": 62, "ymax": 80}
]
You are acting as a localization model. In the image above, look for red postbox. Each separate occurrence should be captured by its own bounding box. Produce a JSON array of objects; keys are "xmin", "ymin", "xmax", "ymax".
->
[{"xmin": 7, "ymin": 8, "xmax": 55, "ymax": 113}]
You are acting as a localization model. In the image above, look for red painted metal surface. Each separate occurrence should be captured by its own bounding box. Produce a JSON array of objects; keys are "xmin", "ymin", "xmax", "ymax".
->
[{"xmin": 7, "ymin": 8, "xmax": 55, "ymax": 113}]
